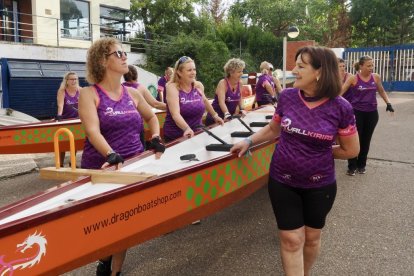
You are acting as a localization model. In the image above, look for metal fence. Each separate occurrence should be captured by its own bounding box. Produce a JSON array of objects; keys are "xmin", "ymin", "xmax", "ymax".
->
[
  {"xmin": 0, "ymin": 9, "xmax": 139, "ymax": 46},
  {"xmin": 343, "ymin": 45, "xmax": 414, "ymax": 92}
]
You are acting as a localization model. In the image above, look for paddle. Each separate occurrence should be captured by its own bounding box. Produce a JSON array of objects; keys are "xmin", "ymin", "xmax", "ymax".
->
[
  {"xmin": 196, "ymin": 125, "xmax": 233, "ymax": 152},
  {"xmin": 249, "ymin": 122, "xmax": 268, "ymax": 127},
  {"xmin": 180, "ymin": 154, "xmax": 199, "ymax": 161},
  {"xmin": 230, "ymin": 115, "xmax": 255, "ymax": 137}
]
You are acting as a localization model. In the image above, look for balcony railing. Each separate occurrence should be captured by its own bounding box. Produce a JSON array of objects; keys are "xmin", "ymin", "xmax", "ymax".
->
[{"xmin": 0, "ymin": 9, "xmax": 139, "ymax": 47}]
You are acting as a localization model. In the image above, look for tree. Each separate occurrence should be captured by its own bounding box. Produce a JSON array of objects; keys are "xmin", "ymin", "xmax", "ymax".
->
[{"xmin": 349, "ymin": 0, "xmax": 414, "ymax": 46}]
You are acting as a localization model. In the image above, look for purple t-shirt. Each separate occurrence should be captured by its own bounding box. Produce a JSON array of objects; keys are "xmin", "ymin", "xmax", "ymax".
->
[
  {"xmin": 123, "ymin": 81, "xmax": 139, "ymax": 89},
  {"xmin": 255, "ymin": 74, "xmax": 274, "ymax": 103},
  {"xmin": 205, "ymin": 79, "xmax": 241, "ymax": 125},
  {"xmin": 270, "ymin": 88, "xmax": 356, "ymax": 188},
  {"xmin": 157, "ymin": 76, "xmax": 168, "ymax": 102},
  {"xmin": 350, "ymin": 74, "xmax": 378, "ymax": 112},
  {"xmin": 61, "ymin": 89, "xmax": 79, "ymax": 119},
  {"xmin": 81, "ymin": 84, "xmax": 144, "ymax": 169},
  {"xmin": 163, "ymin": 85, "xmax": 205, "ymax": 141}
]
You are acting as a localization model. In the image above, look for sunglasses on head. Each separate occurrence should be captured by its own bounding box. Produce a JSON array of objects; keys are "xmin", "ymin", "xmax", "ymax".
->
[
  {"xmin": 178, "ymin": 56, "xmax": 190, "ymax": 65},
  {"xmin": 106, "ymin": 50, "xmax": 127, "ymax": 59}
]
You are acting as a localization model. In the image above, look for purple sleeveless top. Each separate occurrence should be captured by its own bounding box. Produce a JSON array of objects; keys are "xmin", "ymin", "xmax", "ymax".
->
[
  {"xmin": 270, "ymin": 88, "xmax": 356, "ymax": 188},
  {"xmin": 61, "ymin": 89, "xmax": 79, "ymax": 119},
  {"xmin": 122, "ymin": 81, "xmax": 139, "ymax": 89},
  {"xmin": 205, "ymin": 79, "xmax": 241, "ymax": 125},
  {"xmin": 350, "ymin": 74, "xmax": 378, "ymax": 112},
  {"xmin": 157, "ymin": 76, "xmax": 168, "ymax": 102},
  {"xmin": 163, "ymin": 85, "xmax": 205, "ymax": 141},
  {"xmin": 81, "ymin": 84, "xmax": 144, "ymax": 169},
  {"xmin": 341, "ymin": 73, "xmax": 353, "ymax": 103},
  {"xmin": 255, "ymin": 74, "xmax": 274, "ymax": 103}
]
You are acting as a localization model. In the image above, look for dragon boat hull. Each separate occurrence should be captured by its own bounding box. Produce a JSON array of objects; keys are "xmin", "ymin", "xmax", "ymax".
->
[
  {"xmin": 0, "ymin": 111, "xmax": 166, "ymax": 154},
  {"xmin": 0, "ymin": 106, "xmax": 275, "ymax": 275}
]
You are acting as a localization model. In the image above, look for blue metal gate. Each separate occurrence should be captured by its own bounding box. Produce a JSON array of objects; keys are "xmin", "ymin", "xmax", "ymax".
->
[{"xmin": 343, "ymin": 44, "xmax": 414, "ymax": 92}]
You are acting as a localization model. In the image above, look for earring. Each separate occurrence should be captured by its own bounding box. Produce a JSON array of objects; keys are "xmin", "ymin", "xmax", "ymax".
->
[{"xmin": 316, "ymin": 76, "xmax": 319, "ymax": 82}]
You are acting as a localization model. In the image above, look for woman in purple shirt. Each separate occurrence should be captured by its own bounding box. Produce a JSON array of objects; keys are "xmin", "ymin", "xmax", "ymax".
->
[
  {"xmin": 164, "ymin": 56, "xmax": 223, "ymax": 142},
  {"xmin": 341, "ymin": 55, "xmax": 394, "ymax": 175},
  {"xmin": 231, "ymin": 47, "xmax": 360, "ymax": 276},
  {"xmin": 205, "ymin": 58, "xmax": 246, "ymax": 126},
  {"xmin": 338, "ymin": 58, "xmax": 353, "ymax": 102},
  {"xmin": 56, "ymin": 71, "xmax": 81, "ymax": 166},
  {"xmin": 157, "ymin": 67, "xmax": 174, "ymax": 103},
  {"xmin": 255, "ymin": 61, "xmax": 281, "ymax": 106},
  {"xmin": 79, "ymin": 37, "xmax": 164, "ymax": 276}
]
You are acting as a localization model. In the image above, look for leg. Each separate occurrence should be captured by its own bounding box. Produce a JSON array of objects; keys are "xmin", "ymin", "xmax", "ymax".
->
[
  {"xmin": 303, "ymin": 226, "xmax": 322, "ymax": 276},
  {"xmin": 357, "ymin": 110, "xmax": 379, "ymax": 170},
  {"xmin": 59, "ymin": 151, "xmax": 66, "ymax": 167},
  {"xmin": 96, "ymin": 256, "xmax": 112, "ymax": 276},
  {"xmin": 348, "ymin": 110, "xmax": 364, "ymax": 171},
  {"xmin": 111, "ymin": 250, "xmax": 127, "ymax": 276},
  {"xmin": 302, "ymin": 183, "xmax": 337, "ymax": 275},
  {"xmin": 279, "ymin": 227, "xmax": 306, "ymax": 276},
  {"xmin": 268, "ymin": 178, "xmax": 305, "ymax": 275}
]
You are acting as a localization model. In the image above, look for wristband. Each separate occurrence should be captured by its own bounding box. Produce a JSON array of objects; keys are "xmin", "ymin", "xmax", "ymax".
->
[
  {"xmin": 106, "ymin": 152, "xmax": 124, "ymax": 165},
  {"xmin": 244, "ymin": 137, "xmax": 253, "ymax": 148},
  {"xmin": 150, "ymin": 136, "xmax": 166, "ymax": 153},
  {"xmin": 224, "ymin": 112, "xmax": 232, "ymax": 120}
]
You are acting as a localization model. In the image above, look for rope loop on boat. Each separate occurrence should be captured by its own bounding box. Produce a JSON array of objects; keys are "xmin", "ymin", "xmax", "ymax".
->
[{"xmin": 54, "ymin": 128, "xmax": 76, "ymax": 170}]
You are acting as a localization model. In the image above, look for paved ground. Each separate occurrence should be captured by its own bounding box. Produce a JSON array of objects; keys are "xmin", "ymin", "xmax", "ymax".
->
[{"xmin": 0, "ymin": 92, "xmax": 413, "ymax": 275}]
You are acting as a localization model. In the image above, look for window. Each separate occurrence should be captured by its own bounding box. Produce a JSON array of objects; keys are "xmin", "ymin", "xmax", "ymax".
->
[
  {"xmin": 60, "ymin": 0, "xmax": 90, "ymax": 40},
  {"xmin": 100, "ymin": 5, "xmax": 129, "ymax": 41}
]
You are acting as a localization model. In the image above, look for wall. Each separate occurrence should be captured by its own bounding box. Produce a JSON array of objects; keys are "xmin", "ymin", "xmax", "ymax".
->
[
  {"xmin": 286, "ymin": 40, "xmax": 316, "ymax": 70},
  {"xmin": 30, "ymin": 0, "xmax": 130, "ymax": 48}
]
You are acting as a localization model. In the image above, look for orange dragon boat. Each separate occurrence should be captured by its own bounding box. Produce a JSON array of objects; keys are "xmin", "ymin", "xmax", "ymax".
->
[
  {"xmin": 0, "ymin": 110, "xmax": 167, "ymax": 154},
  {"xmin": 0, "ymin": 105, "xmax": 275, "ymax": 275}
]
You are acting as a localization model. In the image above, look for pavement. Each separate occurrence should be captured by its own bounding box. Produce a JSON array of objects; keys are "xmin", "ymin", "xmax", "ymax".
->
[{"xmin": 0, "ymin": 92, "xmax": 413, "ymax": 275}]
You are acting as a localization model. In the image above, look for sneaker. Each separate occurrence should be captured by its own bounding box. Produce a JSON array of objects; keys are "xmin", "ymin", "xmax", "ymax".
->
[
  {"xmin": 346, "ymin": 169, "xmax": 356, "ymax": 176},
  {"xmin": 96, "ymin": 257, "xmax": 112, "ymax": 276},
  {"xmin": 357, "ymin": 168, "xmax": 366, "ymax": 174}
]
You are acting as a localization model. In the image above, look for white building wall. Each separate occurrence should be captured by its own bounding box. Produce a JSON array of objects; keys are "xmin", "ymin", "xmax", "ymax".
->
[{"xmin": 30, "ymin": 0, "xmax": 130, "ymax": 48}]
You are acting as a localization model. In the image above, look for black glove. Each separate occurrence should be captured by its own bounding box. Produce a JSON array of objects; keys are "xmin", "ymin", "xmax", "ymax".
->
[
  {"xmin": 149, "ymin": 136, "xmax": 165, "ymax": 153},
  {"xmin": 106, "ymin": 152, "xmax": 124, "ymax": 165},
  {"xmin": 56, "ymin": 115, "xmax": 63, "ymax": 121},
  {"xmin": 386, "ymin": 103, "xmax": 394, "ymax": 112}
]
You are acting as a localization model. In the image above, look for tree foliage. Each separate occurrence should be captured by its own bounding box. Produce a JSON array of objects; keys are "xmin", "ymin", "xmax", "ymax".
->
[{"xmin": 128, "ymin": 0, "xmax": 414, "ymax": 95}]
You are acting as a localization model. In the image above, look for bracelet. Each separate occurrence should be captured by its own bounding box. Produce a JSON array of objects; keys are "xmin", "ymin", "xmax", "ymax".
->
[{"xmin": 244, "ymin": 137, "xmax": 253, "ymax": 148}]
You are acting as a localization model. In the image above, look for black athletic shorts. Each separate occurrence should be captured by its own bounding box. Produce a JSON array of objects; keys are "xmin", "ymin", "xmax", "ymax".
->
[{"xmin": 268, "ymin": 177, "xmax": 337, "ymax": 230}]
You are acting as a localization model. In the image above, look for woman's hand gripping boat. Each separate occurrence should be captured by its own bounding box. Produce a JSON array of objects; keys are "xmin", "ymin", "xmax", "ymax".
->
[
  {"xmin": 0, "ymin": 109, "xmax": 166, "ymax": 154},
  {"xmin": 0, "ymin": 105, "xmax": 276, "ymax": 275}
]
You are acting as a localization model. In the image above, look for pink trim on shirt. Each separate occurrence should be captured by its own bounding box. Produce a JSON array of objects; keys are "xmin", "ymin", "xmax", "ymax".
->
[
  {"xmin": 298, "ymin": 90, "xmax": 329, "ymax": 110},
  {"xmin": 94, "ymin": 83, "xmax": 124, "ymax": 102},
  {"xmin": 338, "ymin": 124, "xmax": 357, "ymax": 136},
  {"xmin": 93, "ymin": 86, "xmax": 100, "ymax": 108}
]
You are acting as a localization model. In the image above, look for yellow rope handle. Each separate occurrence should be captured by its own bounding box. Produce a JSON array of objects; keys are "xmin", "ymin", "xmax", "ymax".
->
[{"xmin": 54, "ymin": 128, "xmax": 76, "ymax": 170}]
